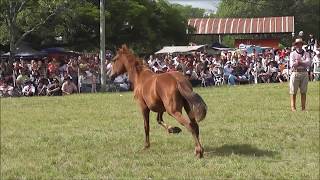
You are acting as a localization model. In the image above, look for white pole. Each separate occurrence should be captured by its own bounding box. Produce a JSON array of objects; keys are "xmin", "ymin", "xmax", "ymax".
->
[{"xmin": 100, "ymin": 0, "xmax": 106, "ymax": 91}]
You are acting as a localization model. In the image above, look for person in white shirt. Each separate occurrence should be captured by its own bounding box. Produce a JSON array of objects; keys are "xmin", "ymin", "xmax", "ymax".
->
[
  {"xmin": 0, "ymin": 82, "xmax": 14, "ymax": 97},
  {"xmin": 312, "ymin": 50, "xmax": 320, "ymax": 81},
  {"xmin": 152, "ymin": 62, "xmax": 163, "ymax": 73},
  {"xmin": 114, "ymin": 74, "xmax": 129, "ymax": 91},
  {"xmin": 22, "ymin": 81, "xmax": 35, "ymax": 96},
  {"xmin": 289, "ymin": 38, "xmax": 311, "ymax": 111}
]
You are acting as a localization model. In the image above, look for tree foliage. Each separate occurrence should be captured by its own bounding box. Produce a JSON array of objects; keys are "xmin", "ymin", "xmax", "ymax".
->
[
  {"xmin": 1, "ymin": 0, "xmax": 207, "ymax": 54},
  {"xmin": 0, "ymin": 0, "xmax": 69, "ymax": 54}
]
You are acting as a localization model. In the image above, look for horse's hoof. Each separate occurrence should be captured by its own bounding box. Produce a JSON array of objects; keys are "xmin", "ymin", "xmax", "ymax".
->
[
  {"xmin": 168, "ymin": 126, "xmax": 182, "ymax": 134},
  {"xmin": 196, "ymin": 152, "xmax": 204, "ymax": 158},
  {"xmin": 143, "ymin": 144, "xmax": 150, "ymax": 150},
  {"xmin": 195, "ymin": 147, "xmax": 204, "ymax": 158}
]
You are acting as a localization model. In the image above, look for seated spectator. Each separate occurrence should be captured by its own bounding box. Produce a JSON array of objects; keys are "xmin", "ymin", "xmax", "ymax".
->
[
  {"xmin": 266, "ymin": 62, "xmax": 278, "ymax": 83},
  {"xmin": 227, "ymin": 72, "xmax": 237, "ymax": 85},
  {"xmin": 232, "ymin": 64, "xmax": 249, "ymax": 84},
  {"xmin": 0, "ymin": 81, "xmax": 14, "ymax": 97},
  {"xmin": 62, "ymin": 76, "xmax": 78, "ymax": 95},
  {"xmin": 254, "ymin": 62, "xmax": 265, "ymax": 83},
  {"xmin": 37, "ymin": 77, "xmax": 50, "ymax": 96},
  {"xmin": 37, "ymin": 60, "xmax": 47, "ymax": 77},
  {"xmin": 47, "ymin": 78, "xmax": 62, "ymax": 96},
  {"xmin": 22, "ymin": 81, "xmax": 35, "ymax": 96},
  {"xmin": 47, "ymin": 58, "xmax": 59, "ymax": 78},
  {"xmin": 113, "ymin": 74, "xmax": 130, "ymax": 91},
  {"xmin": 223, "ymin": 62, "xmax": 233, "ymax": 80},
  {"xmin": 147, "ymin": 55, "xmax": 155, "ymax": 68},
  {"xmin": 162, "ymin": 65, "xmax": 169, "ymax": 73},
  {"xmin": 152, "ymin": 62, "xmax": 163, "ymax": 73},
  {"xmin": 16, "ymin": 70, "xmax": 30, "ymax": 88},
  {"xmin": 276, "ymin": 62, "xmax": 287, "ymax": 83},
  {"xmin": 200, "ymin": 69, "xmax": 214, "ymax": 87},
  {"xmin": 167, "ymin": 64, "xmax": 176, "ymax": 72}
]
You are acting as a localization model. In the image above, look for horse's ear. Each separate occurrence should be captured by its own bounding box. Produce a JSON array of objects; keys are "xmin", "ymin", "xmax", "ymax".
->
[
  {"xmin": 118, "ymin": 46, "xmax": 124, "ymax": 54},
  {"xmin": 121, "ymin": 44, "xmax": 128, "ymax": 51}
]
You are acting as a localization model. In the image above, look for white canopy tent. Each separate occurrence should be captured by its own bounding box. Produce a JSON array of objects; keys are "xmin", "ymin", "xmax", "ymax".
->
[{"xmin": 155, "ymin": 45, "xmax": 206, "ymax": 54}]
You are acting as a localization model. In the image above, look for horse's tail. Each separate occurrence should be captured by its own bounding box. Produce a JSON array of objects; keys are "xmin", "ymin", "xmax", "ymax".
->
[{"xmin": 177, "ymin": 81, "xmax": 207, "ymax": 122}]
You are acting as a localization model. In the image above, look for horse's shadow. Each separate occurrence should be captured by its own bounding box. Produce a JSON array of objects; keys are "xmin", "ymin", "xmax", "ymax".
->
[{"xmin": 205, "ymin": 144, "xmax": 278, "ymax": 157}]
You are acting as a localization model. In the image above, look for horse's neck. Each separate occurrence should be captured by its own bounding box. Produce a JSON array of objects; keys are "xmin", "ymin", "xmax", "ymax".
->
[{"xmin": 125, "ymin": 62, "xmax": 152, "ymax": 88}]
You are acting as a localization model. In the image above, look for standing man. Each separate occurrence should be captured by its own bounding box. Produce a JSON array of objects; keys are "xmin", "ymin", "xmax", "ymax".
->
[{"xmin": 289, "ymin": 38, "xmax": 311, "ymax": 111}]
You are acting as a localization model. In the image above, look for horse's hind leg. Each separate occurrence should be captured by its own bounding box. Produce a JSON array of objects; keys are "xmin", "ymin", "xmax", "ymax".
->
[
  {"xmin": 170, "ymin": 111, "xmax": 203, "ymax": 158},
  {"xmin": 157, "ymin": 112, "xmax": 169, "ymax": 130},
  {"xmin": 157, "ymin": 112, "xmax": 181, "ymax": 134}
]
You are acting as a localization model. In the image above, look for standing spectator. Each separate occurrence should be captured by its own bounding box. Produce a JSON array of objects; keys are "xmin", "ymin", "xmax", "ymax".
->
[
  {"xmin": 37, "ymin": 60, "xmax": 47, "ymax": 78},
  {"xmin": 307, "ymin": 34, "xmax": 316, "ymax": 52},
  {"xmin": 91, "ymin": 72, "xmax": 97, "ymax": 93},
  {"xmin": 312, "ymin": 50, "xmax": 320, "ymax": 81},
  {"xmin": 62, "ymin": 76, "xmax": 78, "ymax": 95},
  {"xmin": 67, "ymin": 58, "xmax": 79, "ymax": 85},
  {"xmin": 289, "ymin": 38, "xmax": 311, "ymax": 111}
]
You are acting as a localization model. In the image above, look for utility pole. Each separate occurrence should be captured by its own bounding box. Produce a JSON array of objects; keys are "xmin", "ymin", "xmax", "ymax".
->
[{"xmin": 100, "ymin": 0, "xmax": 106, "ymax": 91}]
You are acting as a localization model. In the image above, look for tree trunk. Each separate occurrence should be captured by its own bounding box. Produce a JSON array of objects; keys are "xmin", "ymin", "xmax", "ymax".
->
[{"xmin": 9, "ymin": 20, "xmax": 16, "ymax": 63}]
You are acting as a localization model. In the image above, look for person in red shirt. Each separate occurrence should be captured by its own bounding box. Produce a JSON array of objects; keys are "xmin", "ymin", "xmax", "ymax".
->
[{"xmin": 47, "ymin": 58, "xmax": 59, "ymax": 78}]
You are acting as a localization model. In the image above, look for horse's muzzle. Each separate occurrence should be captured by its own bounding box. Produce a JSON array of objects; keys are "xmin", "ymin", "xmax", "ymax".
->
[
  {"xmin": 110, "ymin": 74, "xmax": 116, "ymax": 81},
  {"xmin": 107, "ymin": 70, "xmax": 116, "ymax": 81},
  {"xmin": 109, "ymin": 72, "xmax": 117, "ymax": 81}
]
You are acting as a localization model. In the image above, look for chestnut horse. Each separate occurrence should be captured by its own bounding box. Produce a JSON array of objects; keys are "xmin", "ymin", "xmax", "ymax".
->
[{"xmin": 109, "ymin": 45, "xmax": 207, "ymax": 158}]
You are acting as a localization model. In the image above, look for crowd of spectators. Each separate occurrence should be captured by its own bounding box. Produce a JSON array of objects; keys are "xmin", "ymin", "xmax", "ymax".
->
[
  {"xmin": 147, "ymin": 47, "xmax": 320, "ymax": 87},
  {"xmin": 0, "ymin": 54, "xmax": 104, "ymax": 97},
  {"xmin": 1, "ymin": 38, "xmax": 319, "ymax": 97}
]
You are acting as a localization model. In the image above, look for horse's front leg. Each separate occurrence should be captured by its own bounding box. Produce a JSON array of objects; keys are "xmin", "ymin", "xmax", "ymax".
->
[{"xmin": 141, "ymin": 107, "xmax": 150, "ymax": 149}]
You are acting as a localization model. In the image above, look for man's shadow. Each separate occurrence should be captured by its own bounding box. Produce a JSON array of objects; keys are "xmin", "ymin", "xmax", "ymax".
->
[{"xmin": 205, "ymin": 144, "xmax": 278, "ymax": 157}]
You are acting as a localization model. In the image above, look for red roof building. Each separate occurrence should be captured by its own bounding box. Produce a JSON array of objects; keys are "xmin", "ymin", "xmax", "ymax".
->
[
  {"xmin": 187, "ymin": 16, "xmax": 295, "ymax": 48},
  {"xmin": 188, "ymin": 16, "xmax": 294, "ymax": 34}
]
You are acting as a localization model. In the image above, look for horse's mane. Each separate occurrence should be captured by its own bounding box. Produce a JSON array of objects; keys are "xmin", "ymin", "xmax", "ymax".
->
[{"xmin": 120, "ymin": 46, "xmax": 150, "ymax": 73}]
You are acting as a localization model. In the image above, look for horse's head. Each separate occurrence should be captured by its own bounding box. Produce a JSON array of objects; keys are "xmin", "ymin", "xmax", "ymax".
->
[{"xmin": 109, "ymin": 44, "xmax": 129, "ymax": 80}]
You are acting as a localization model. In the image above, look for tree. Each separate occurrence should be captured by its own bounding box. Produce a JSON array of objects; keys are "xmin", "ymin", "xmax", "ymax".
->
[
  {"xmin": 0, "ymin": 0, "xmax": 198, "ymax": 54},
  {"xmin": 105, "ymin": 0, "xmax": 189, "ymax": 54},
  {"xmin": 0, "ymin": 0, "xmax": 69, "ymax": 59},
  {"xmin": 171, "ymin": 4, "xmax": 207, "ymax": 18}
]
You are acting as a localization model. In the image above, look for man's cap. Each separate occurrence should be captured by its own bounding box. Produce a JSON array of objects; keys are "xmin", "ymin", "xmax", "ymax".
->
[{"xmin": 293, "ymin": 38, "xmax": 305, "ymax": 45}]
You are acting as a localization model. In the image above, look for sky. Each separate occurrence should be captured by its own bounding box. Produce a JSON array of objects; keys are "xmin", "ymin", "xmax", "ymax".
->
[{"xmin": 167, "ymin": 0, "xmax": 221, "ymax": 13}]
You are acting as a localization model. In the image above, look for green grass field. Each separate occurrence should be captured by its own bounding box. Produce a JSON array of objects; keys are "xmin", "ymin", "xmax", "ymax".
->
[{"xmin": 1, "ymin": 82, "xmax": 319, "ymax": 179}]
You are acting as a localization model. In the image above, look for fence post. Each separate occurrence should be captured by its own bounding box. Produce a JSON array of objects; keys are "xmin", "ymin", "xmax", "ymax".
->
[
  {"xmin": 78, "ymin": 67, "xmax": 81, "ymax": 93},
  {"xmin": 100, "ymin": 0, "xmax": 106, "ymax": 92}
]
